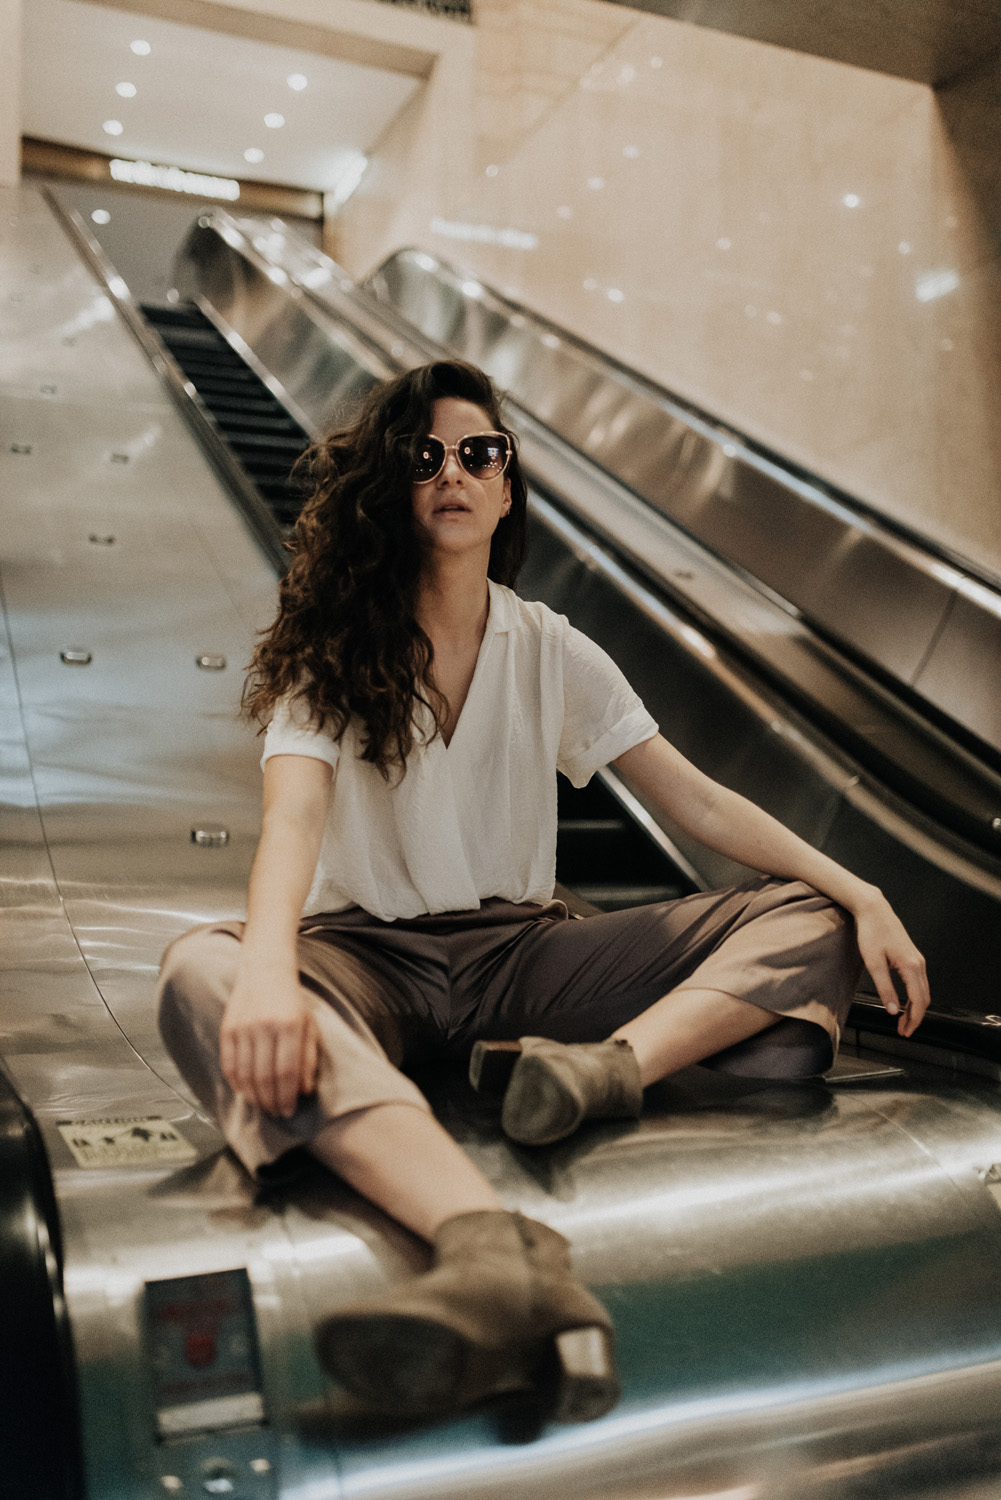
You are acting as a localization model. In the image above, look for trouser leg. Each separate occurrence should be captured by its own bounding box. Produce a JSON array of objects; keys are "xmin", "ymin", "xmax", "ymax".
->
[
  {"xmin": 456, "ymin": 878, "xmax": 861, "ymax": 1080},
  {"xmin": 156, "ymin": 923, "xmax": 432, "ymax": 1179}
]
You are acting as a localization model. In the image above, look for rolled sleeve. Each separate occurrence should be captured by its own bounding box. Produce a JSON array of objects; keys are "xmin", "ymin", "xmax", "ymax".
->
[
  {"xmin": 261, "ymin": 693, "xmax": 341, "ymax": 772},
  {"xmin": 557, "ymin": 623, "xmax": 658, "ymax": 787}
]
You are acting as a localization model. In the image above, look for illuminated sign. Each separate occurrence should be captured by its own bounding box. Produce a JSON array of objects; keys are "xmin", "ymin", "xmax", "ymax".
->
[{"xmin": 109, "ymin": 158, "xmax": 240, "ymax": 201}]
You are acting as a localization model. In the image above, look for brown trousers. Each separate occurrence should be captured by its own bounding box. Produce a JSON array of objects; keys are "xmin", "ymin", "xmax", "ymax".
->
[{"xmin": 157, "ymin": 876, "xmax": 861, "ymax": 1178}]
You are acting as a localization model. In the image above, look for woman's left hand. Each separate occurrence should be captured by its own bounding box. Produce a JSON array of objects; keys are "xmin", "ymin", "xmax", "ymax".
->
[{"xmin": 852, "ymin": 892, "xmax": 930, "ymax": 1036}]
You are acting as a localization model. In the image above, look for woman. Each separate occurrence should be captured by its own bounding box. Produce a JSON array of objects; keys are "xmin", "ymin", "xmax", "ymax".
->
[{"xmin": 158, "ymin": 359, "xmax": 929, "ymax": 1426}]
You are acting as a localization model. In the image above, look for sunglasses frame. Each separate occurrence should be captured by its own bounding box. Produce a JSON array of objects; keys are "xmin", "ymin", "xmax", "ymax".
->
[{"xmin": 412, "ymin": 431, "xmax": 513, "ymax": 485}]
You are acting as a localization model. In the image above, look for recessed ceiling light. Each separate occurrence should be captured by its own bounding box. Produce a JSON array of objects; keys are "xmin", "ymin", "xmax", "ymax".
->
[
  {"xmin": 116, "ymin": 82, "xmax": 136, "ymax": 98},
  {"xmin": 244, "ymin": 148, "xmax": 264, "ymax": 163},
  {"xmin": 103, "ymin": 120, "xmax": 124, "ymax": 136},
  {"xmin": 130, "ymin": 39, "xmax": 150, "ymax": 55},
  {"xmin": 485, "ymin": 164, "xmax": 499, "ymax": 177},
  {"xmin": 264, "ymin": 113, "xmax": 285, "ymax": 129},
  {"xmin": 91, "ymin": 209, "xmax": 111, "ymax": 224},
  {"xmin": 587, "ymin": 177, "xmax": 604, "ymax": 190},
  {"xmin": 287, "ymin": 73, "xmax": 307, "ymax": 91}
]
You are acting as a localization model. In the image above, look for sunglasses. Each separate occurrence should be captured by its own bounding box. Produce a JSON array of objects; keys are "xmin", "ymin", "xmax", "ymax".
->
[{"xmin": 412, "ymin": 431, "xmax": 512, "ymax": 484}]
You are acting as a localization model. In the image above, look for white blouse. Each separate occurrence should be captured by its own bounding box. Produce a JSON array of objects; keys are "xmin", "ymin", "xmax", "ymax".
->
[{"xmin": 262, "ymin": 581, "xmax": 658, "ymax": 921}]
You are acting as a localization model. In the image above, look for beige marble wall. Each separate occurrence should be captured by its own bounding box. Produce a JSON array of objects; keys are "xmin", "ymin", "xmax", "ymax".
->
[
  {"xmin": 1, "ymin": 0, "xmax": 23, "ymax": 185},
  {"xmin": 335, "ymin": 2, "xmax": 1001, "ymax": 583}
]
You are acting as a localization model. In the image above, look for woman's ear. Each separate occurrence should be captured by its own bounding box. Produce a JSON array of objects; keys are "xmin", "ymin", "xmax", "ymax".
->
[{"xmin": 501, "ymin": 477, "xmax": 512, "ymax": 515}]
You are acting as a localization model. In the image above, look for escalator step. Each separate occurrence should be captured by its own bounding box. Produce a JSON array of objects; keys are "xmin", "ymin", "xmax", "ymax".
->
[
  {"xmin": 140, "ymin": 303, "xmax": 205, "ymax": 328},
  {"xmin": 201, "ymin": 394, "xmax": 290, "ymax": 419},
  {"xmin": 155, "ymin": 327, "xmax": 231, "ymax": 351},
  {"xmin": 212, "ymin": 413, "xmax": 304, "ymax": 436},
  {"xmin": 227, "ymin": 433, "xmax": 308, "ymax": 455}
]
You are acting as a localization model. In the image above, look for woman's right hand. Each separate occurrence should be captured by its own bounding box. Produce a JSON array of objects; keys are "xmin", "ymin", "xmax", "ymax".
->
[{"xmin": 220, "ymin": 967, "xmax": 320, "ymax": 1118}]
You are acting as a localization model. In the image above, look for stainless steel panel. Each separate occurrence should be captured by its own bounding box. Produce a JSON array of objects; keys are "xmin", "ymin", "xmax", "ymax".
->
[{"xmin": 915, "ymin": 582, "xmax": 1001, "ymax": 754}]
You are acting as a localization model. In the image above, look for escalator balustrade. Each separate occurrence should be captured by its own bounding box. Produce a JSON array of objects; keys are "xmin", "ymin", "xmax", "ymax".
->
[{"xmin": 140, "ymin": 303, "xmax": 312, "ymax": 528}]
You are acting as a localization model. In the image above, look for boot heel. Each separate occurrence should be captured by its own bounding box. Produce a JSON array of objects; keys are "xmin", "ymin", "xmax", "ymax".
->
[
  {"xmin": 550, "ymin": 1325, "xmax": 619, "ymax": 1423},
  {"xmin": 469, "ymin": 1039, "xmax": 523, "ymax": 1093}
]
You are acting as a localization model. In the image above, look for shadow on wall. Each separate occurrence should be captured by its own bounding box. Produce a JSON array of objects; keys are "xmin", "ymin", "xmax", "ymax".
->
[
  {"xmin": 935, "ymin": 50, "xmax": 1001, "ymax": 552},
  {"xmin": 937, "ymin": 48, "xmax": 1001, "ymax": 258}
]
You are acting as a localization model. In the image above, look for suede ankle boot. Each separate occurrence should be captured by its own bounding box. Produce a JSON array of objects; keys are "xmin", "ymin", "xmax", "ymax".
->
[
  {"xmin": 471, "ymin": 1036, "xmax": 643, "ymax": 1145},
  {"xmin": 315, "ymin": 1209, "xmax": 618, "ymax": 1422}
]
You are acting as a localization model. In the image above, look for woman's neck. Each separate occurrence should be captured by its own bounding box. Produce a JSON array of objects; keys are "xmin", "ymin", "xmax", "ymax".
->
[{"xmin": 416, "ymin": 558, "xmax": 491, "ymax": 651}]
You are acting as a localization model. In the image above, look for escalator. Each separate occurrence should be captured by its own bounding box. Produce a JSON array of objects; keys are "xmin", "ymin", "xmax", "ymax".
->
[
  {"xmin": 7, "ymin": 182, "xmax": 1001, "ymax": 1500},
  {"xmin": 155, "ymin": 208, "xmax": 1001, "ymax": 1066}
]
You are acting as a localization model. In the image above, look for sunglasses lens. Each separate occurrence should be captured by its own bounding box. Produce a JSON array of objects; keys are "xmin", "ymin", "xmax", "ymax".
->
[
  {"xmin": 413, "ymin": 437, "xmax": 446, "ymax": 483},
  {"xmin": 459, "ymin": 434, "xmax": 509, "ymax": 477}
]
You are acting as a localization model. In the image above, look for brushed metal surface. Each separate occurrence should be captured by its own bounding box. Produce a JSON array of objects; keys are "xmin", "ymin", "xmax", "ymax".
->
[
  {"xmin": 6, "ymin": 183, "xmax": 1001, "ymax": 1500},
  {"xmin": 366, "ymin": 247, "xmax": 1001, "ymax": 760}
]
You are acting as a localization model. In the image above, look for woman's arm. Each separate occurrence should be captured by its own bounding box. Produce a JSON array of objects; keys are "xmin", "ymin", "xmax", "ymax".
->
[
  {"xmin": 220, "ymin": 753, "xmax": 334, "ymax": 1118},
  {"xmin": 614, "ymin": 734, "xmax": 930, "ymax": 1036}
]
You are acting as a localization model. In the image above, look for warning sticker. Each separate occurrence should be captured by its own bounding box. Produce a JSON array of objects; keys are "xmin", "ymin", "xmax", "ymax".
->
[{"xmin": 57, "ymin": 1117, "xmax": 197, "ymax": 1169}]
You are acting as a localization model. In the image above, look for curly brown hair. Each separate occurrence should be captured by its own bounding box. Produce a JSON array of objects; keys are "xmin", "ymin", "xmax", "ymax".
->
[{"xmin": 242, "ymin": 360, "xmax": 528, "ymax": 775}]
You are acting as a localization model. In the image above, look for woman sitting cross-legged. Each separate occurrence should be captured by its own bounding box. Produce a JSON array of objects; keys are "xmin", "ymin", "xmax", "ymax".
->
[{"xmin": 157, "ymin": 359, "xmax": 929, "ymax": 1425}]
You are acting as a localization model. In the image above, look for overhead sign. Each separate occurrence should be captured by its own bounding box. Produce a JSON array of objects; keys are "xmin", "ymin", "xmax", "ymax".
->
[{"xmin": 109, "ymin": 157, "xmax": 240, "ymax": 201}]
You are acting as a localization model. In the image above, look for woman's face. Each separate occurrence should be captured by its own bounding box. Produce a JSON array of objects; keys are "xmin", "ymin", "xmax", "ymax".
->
[{"xmin": 411, "ymin": 397, "xmax": 512, "ymax": 561}]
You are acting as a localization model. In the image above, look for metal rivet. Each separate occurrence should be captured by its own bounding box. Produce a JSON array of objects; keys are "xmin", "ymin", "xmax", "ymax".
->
[
  {"xmin": 89, "ymin": 533, "xmax": 116, "ymax": 545},
  {"xmin": 110, "ymin": 452, "xmax": 129, "ymax": 464},
  {"xmin": 196, "ymin": 654, "xmax": 227, "ymax": 671},
  {"xmin": 9, "ymin": 443, "xmax": 32, "ymax": 455},
  {"xmin": 191, "ymin": 828, "xmax": 230, "ymax": 847},
  {"xmin": 60, "ymin": 649, "xmax": 93, "ymax": 666}
]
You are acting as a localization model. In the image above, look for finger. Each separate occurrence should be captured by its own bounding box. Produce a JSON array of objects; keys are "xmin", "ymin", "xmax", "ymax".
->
[
  {"xmin": 301, "ymin": 1017, "xmax": 320, "ymax": 1097},
  {"xmin": 220, "ymin": 1025, "xmax": 237, "ymax": 1092},
  {"xmin": 866, "ymin": 956, "xmax": 900, "ymax": 1017},
  {"xmin": 898, "ymin": 961, "xmax": 931, "ymax": 1036},
  {"xmin": 273, "ymin": 1028, "xmax": 302, "ymax": 1118},
  {"xmin": 252, "ymin": 1029, "xmax": 279, "ymax": 1116},
  {"xmin": 231, "ymin": 1030, "xmax": 255, "ymax": 1102}
]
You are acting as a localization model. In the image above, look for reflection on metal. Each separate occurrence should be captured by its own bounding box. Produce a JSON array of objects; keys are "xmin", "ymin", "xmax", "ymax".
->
[
  {"xmin": 8, "ymin": 182, "xmax": 1001, "ymax": 1500},
  {"xmin": 367, "ymin": 248, "xmax": 1001, "ymax": 763}
]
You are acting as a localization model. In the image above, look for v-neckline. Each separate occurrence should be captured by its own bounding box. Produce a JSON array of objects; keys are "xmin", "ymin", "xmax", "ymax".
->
[{"xmin": 441, "ymin": 589, "xmax": 495, "ymax": 753}]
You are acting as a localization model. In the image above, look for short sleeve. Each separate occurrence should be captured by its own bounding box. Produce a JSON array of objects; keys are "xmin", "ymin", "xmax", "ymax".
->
[
  {"xmin": 261, "ymin": 692, "xmax": 341, "ymax": 772},
  {"xmin": 557, "ymin": 622, "xmax": 658, "ymax": 787}
]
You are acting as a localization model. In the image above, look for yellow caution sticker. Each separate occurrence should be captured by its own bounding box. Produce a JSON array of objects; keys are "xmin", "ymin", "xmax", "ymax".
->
[{"xmin": 57, "ymin": 1117, "xmax": 197, "ymax": 1169}]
